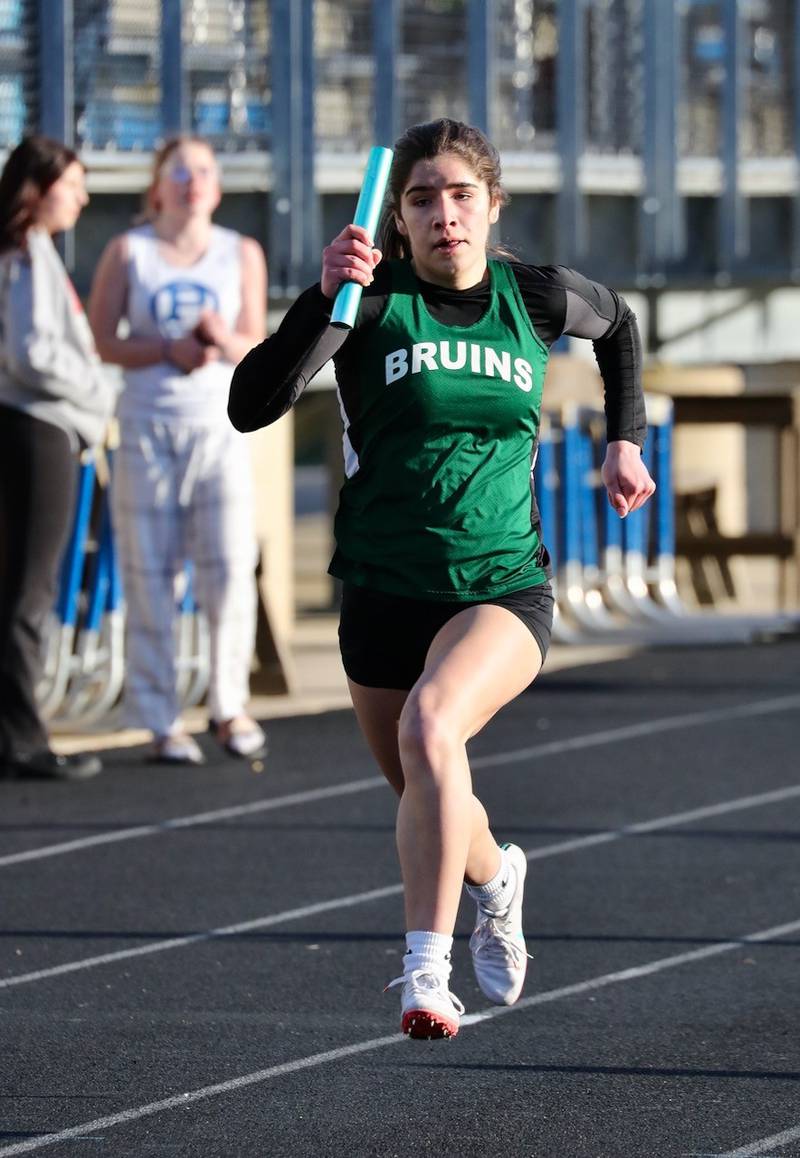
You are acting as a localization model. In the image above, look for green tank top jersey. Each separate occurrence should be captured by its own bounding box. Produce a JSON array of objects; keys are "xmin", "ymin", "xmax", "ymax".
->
[{"xmin": 329, "ymin": 258, "xmax": 551, "ymax": 600}]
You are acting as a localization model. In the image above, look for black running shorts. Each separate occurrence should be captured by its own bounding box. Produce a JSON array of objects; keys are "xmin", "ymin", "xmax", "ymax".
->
[{"xmin": 338, "ymin": 581, "xmax": 555, "ymax": 690}]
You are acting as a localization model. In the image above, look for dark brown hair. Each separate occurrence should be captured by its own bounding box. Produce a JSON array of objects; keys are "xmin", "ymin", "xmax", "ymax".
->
[
  {"xmin": 0, "ymin": 135, "xmax": 82, "ymax": 254},
  {"xmin": 377, "ymin": 118, "xmax": 509, "ymax": 260}
]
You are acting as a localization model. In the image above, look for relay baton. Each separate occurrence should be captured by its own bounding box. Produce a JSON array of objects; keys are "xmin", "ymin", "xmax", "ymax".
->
[{"xmin": 331, "ymin": 145, "xmax": 394, "ymax": 329}]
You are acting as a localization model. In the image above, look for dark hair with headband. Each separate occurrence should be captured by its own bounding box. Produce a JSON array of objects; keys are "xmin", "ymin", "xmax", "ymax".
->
[
  {"xmin": 377, "ymin": 119, "xmax": 510, "ymax": 261},
  {"xmin": 0, "ymin": 135, "xmax": 82, "ymax": 254}
]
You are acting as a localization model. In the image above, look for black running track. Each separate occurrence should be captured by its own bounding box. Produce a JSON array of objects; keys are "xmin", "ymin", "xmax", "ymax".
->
[{"xmin": 2, "ymin": 639, "xmax": 800, "ymax": 1158}]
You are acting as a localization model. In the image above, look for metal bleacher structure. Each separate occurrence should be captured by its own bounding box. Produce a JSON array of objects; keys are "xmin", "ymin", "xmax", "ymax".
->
[{"xmin": 2, "ymin": 0, "xmax": 799, "ymax": 721}]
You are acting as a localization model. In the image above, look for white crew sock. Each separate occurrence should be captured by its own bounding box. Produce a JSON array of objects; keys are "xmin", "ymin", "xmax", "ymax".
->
[
  {"xmin": 465, "ymin": 845, "xmax": 515, "ymax": 914},
  {"xmin": 404, "ymin": 930, "xmax": 453, "ymax": 976}
]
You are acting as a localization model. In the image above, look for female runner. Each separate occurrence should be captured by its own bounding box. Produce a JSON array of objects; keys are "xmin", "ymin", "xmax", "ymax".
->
[{"xmin": 228, "ymin": 119, "xmax": 655, "ymax": 1038}]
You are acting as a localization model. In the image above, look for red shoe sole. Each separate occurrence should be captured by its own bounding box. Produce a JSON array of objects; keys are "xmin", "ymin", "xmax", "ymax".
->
[{"xmin": 402, "ymin": 1008, "xmax": 459, "ymax": 1040}]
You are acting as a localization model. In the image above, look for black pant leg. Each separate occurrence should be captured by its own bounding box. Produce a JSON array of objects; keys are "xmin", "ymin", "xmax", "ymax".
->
[{"xmin": 0, "ymin": 405, "xmax": 77, "ymax": 760}]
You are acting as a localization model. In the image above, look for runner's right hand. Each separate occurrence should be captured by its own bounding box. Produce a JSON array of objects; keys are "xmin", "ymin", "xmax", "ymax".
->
[{"xmin": 321, "ymin": 224, "xmax": 382, "ymax": 299}]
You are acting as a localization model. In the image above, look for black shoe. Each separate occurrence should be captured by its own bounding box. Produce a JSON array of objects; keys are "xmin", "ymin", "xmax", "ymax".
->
[{"xmin": 7, "ymin": 750, "xmax": 103, "ymax": 781}]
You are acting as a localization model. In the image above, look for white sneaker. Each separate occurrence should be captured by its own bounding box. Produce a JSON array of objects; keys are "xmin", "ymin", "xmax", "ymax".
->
[
  {"xmin": 151, "ymin": 732, "xmax": 205, "ymax": 766},
  {"xmin": 469, "ymin": 843, "xmax": 531, "ymax": 1005},
  {"xmin": 210, "ymin": 717, "xmax": 267, "ymax": 760},
  {"xmin": 385, "ymin": 964, "xmax": 465, "ymax": 1039}
]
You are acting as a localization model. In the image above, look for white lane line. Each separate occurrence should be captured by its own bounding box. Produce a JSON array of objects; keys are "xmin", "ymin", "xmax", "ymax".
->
[
  {"xmin": 713, "ymin": 1124, "xmax": 800, "ymax": 1157},
  {"xmin": 0, "ymin": 777, "xmax": 385, "ymax": 868},
  {"xmin": 461, "ymin": 916, "xmax": 800, "ymax": 1027},
  {"xmin": 0, "ymin": 914, "xmax": 798, "ymax": 1157},
  {"xmin": 470, "ymin": 692, "xmax": 800, "ymax": 769},
  {"xmin": 3, "ymin": 692, "xmax": 800, "ymax": 870},
  {"xmin": 0, "ymin": 1033, "xmax": 404, "ymax": 1158},
  {"xmin": 4, "ymin": 780, "xmax": 800, "ymax": 991},
  {"xmin": 0, "ymin": 884, "xmax": 403, "ymax": 989},
  {"xmin": 524, "ymin": 783, "xmax": 800, "ymax": 862}
]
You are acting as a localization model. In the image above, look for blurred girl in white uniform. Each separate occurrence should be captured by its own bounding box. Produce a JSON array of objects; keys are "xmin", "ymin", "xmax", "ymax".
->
[{"xmin": 89, "ymin": 136, "xmax": 267, "ymax": 764}]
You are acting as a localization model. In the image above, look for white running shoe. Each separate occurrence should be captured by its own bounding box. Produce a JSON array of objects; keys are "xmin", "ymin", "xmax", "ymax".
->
[
  {"xmin": 209, "ymin": 717, "xmax": 267, "ymax": 759},
  {"xmin": 469, "ymin": 843, "xmax": 532, "ymax": 1005},
  {"xmin": 151, "ymin": 732, "xmax": 205, "ymax": 766},
  {"xmin": 385, "ymin": 965, "xmax": 465, "ymax": 1039}
]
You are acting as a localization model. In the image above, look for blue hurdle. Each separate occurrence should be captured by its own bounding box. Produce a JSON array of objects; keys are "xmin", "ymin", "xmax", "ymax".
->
[
  {"xmin": 535, "ymin": 397, "xmax": 795, "ymax": 644},
  {"xmin": 39, "ymin": 453, "xmax": 98, "ymax": 720},
  {"xmin": 547, "ymin": 400, "xmax": 723, "ymax": 637},
  {"xmin": 61, "ymin": 461, "xmax": 126, "ymax": 724},
  {"xmin": 42, "ymin": 456, "xmax": 211, "ymax": 726}
]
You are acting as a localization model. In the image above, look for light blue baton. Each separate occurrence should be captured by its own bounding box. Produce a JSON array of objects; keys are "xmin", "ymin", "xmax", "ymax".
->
[{"xmin": 331, "ymin": 145, "xmax": 394, "ymax": 329}]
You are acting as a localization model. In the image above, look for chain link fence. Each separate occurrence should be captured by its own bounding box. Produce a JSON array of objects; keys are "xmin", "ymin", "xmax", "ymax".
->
[
  {"xmin": 0, "ymin": 0, "xmax": 38, "ymax": 147},
  {"xmin": 0, "ymin": 0, "xmax": 796, "ymax": 164}
]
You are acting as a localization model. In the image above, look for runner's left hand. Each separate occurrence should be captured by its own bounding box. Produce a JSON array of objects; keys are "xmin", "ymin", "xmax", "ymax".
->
[{"xmin": 601, "ymin": 440, "xmax": 656, "ymax": 518}]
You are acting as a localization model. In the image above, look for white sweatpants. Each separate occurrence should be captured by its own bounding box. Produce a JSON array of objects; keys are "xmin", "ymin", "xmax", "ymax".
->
[{"xmin": 112, "ymin": 417, "xmax": 258, "ymax": 737}]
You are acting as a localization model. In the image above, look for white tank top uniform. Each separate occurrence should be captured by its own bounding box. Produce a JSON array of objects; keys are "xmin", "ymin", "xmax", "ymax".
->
[
  {"xmin": 120, "ymin": 223, "xmax": 242, "ymax": 426},
  {"xmin": 113, "ymin": 223, "xmax": 259, "ymax": 742}
]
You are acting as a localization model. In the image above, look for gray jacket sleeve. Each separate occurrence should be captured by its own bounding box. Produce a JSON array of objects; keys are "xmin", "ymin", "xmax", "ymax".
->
[{"xmin": 0, "ymin": 230, "xmax": 117, "ymax": 426}]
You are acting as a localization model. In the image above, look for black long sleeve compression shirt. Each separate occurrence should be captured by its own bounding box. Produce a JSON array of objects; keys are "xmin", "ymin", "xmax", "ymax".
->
[{"xmin": 228, "ymin": 260, "xmax": 645, "ymax": 448}]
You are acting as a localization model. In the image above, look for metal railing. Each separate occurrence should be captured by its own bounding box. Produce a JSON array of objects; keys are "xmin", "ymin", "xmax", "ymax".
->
[{"xmin": 3, "ymin": 1, "xmax": 800, "ymax": 292}]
